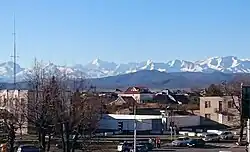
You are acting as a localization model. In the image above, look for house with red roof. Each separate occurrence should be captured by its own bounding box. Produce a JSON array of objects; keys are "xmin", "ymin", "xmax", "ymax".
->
[{"xmin": 118, "ymin": 86, "xmax": 154, "ymax": 103}]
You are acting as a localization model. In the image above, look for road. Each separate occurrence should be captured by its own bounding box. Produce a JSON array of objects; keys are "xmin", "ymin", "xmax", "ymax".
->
[
  {"xmin": 150, "ymin": 144, "xmax": 246, "ymax": 152},
  {"xmin": 13, "ymin": 134, "xmax": 246, "ymax": 152}
]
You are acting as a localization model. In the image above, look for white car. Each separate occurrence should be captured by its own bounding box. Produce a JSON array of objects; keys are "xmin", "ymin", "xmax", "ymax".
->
[
  {"xmin": 171, "ymin": 137, "xmax": 190, "ymax": 147},
  {"xmin": 201, "ymin": 133, "xmax": 220, "ymax": 142},
  {"xmin": 220, "ymin": 131, "xmax": 234, "ymax": 140}
]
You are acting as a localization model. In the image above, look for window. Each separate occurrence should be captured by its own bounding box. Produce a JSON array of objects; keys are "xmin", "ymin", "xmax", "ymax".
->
[
  {"xmin": 21, "ymin": 114, "xmax": 25, "ymax": 122},
  {"xmin": 21, "ymin": 98, "xmax": 25, "ymax": 107},
  {"xmin": 205, "ymin": 101, "xmax": 211, "ymax": 108},
  {"xmin": 228, "ymin": 101, "xmax": 233, "ymax": 108},
  {"xmin": 3, "ymin": 98, "xmax": 7, "ymax": 107},
  {"xmin": 205, "ymin": 114, "xmax": 211, "ymax": 119},
  {"xmin": 228, "ymin": 116, "xmax": 233, "ymax": 121},
  {"xmin": 219, "ymin": 101, "xmax": 223, "ymax": 111}
]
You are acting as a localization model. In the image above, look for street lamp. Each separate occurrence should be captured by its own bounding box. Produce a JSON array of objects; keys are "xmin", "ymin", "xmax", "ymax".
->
[{"xmin": 133, "ymin": 103, "xmax": 136, "ymax": 152}]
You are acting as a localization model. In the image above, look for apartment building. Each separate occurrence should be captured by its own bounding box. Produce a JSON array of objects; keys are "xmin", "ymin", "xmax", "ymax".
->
[
  {"xmin": 0, "ymin": 89, "xmax": 72, "ymax": 134},
  {"xmin": 200, "ymin": 96, "xmax": 240, "ymax": 127}
]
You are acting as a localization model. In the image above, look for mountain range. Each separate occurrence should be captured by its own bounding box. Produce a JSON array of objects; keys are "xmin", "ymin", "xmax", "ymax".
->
[
  {"xmin": 1, "ymin": 56, "xmax": 250, "ymax": 82},
  {"xmin": 1, "ymin": 56, "xmax": 250, "ymax": 89}
]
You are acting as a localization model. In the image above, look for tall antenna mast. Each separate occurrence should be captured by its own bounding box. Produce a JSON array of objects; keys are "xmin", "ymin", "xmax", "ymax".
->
[{"xmin": 11, "ymin": 15, "xmax": 18, "ymax": 89}]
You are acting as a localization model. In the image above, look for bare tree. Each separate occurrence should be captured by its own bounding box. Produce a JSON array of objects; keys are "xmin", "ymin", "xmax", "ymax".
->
[
  {"xmin": 54, "ymin": 80, "xmax": 103, "ymax": 152},
  {"xmin": 23, "ymin": 60, "xmax": 64, "ymax": 152},
  {"xmin": 205, "ymin": 76, "xmax": 250, "ymax": 143},
  {"xmin": 24, "ymin": 60, "xmax": 103, "ymax": 152},
  {"xmin": 221, "ymin": 77, "xmax": 250, "ymax": 143},
  {"xmin": 0, "ymin": 109, "xmax": 16, "ymax": 152}
]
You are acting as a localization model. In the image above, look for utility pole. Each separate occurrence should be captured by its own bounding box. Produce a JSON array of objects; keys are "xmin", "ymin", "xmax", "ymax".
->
[
  {"xmin": 243, "ymin": 83, "xmax": 250, "ymax": 152},
  {"xmin": 133, "ymin": 103, "xmax": 137, "ymax": 152},
  {"xmin": 241, "ymin": 84, "xmax": 250, "ymax": 151}
]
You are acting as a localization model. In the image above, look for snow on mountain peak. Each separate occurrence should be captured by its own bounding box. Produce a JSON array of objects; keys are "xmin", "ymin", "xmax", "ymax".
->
[
  {"xmin": 91, "ymin": 58, "xmax": 101, "ymax": 66},
  {"xmin": 146, "ymin": 60, "xmax": 153, "ymax": 65},
  {"xmin": 1, "ymin": 56, "xmax": 250, "ymax": 82}
]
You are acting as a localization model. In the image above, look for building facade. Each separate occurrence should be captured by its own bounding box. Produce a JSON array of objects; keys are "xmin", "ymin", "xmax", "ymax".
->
[
  {"xmin": 0, "ymin": 90, "xmax": 30, "ymax": 134},
  {"xmin": 0, "ymin": 89, "xmax": 72, "ymax": 135},
  {"xmin": 98, "ymin": 114, "xmax": 200, "ymax": 132},
  {"xmin": 199, "ymin": 96, "xmax": 240, "ymax": 127}
]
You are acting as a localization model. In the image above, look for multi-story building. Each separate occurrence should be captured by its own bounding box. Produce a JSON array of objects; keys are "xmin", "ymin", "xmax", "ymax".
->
[
  {"xmin": 199, "ymin": 96, "xmax": 240, "ymax": 127},
  {"xmin": 118, "ymin": 86, "xmax": 154, "ymax": 103},
  {"xmin": 0, "ymin": 90, "xmax": 30, "ymax": 134},
  {"xmin": 0, "ymin": 89, "xmax": 72, "ymax": 134}
]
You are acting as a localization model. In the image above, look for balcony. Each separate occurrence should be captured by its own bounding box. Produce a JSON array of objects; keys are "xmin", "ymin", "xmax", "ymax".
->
[
  {"xmin": 214, "ymin": 108, "xmax": 223, "ymax": 113},
  {"xmin": 214, "ymin": 108, "xmax": 235, "ymax": 116}
]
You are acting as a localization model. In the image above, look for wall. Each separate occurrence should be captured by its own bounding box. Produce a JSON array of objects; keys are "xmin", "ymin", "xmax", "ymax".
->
[
  {"xmin": 118, "ymin": 93, "xmax": 154, "ymax": 103},
  {"xmin": 118, "ymin": 94, "xmax": 141, "ymax": 103},
  {"xmin": 171, "ymin": 115, "xmax": 200, "ymax": 128},
  {"xmin": 99, "ymin": 115, "xmax": 152, "ymax": 131},
  {"xmin": 98, "ymin": 114, "xmax": 200, "ymax": 131}
]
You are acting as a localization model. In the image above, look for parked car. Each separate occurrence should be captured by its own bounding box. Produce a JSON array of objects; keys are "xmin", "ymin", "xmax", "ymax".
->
[
  {"xmin": 201, "ymin": 133, "xmax": 220, "ymax": 142},
  {"xmin": 187, "ymin": 139, "xmax": 206, "ymax": 148},
  {"xmin": 130, "ymin": 144, "xmax": 148, "ymax": 152},
  {"xmin": 56, "ymin": 142, "xmax": 82, "ymax": 150},
  {"xmin": 117, "ymin": 142, "xmax": 148, "ymax": 152},
  {"xmin": 16, "ymin": 145, "xmax": 40, "ymax": 152},
  {"xmin": 117, "ymin": 142, "xmax": 133, "ymax": 152},
  {"xmin": 171, "ymin": 137, "xmax": 190, "ymax": 147},
  {"xmin": 220, "ymin": 131, "xmax": 234, "ymax": 140},
  {"xmin": 137, "ymin": 141, "xmax": 154, "ymax": 151}
]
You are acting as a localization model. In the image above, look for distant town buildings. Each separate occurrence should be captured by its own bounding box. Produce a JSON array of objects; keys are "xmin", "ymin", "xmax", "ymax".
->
[{"xmin": 0, "ymin": 86, "xmax": 243, "ymax": 134}]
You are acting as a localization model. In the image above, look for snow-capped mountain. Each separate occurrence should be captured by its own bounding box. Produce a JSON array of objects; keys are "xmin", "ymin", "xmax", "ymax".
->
[{"xmin": 1, "ymin": 56, "xmax": 250, "ymax": 82}]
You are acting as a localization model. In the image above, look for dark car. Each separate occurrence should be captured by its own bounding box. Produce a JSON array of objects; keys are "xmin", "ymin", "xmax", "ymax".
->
[
  {"xmin": 137, "ymin": 141, "xmax": 154, "ymax": 151},
  {"xmin": 17, "ymin": 145, "xmax": 40, "ymax": 152},
  {"xmin": 56, "ymin": 142, "xmax": 82, "ymax": 150},
  {"xmin": 187, "ymin": 139, "xmax": 205, "ymax": 148}
]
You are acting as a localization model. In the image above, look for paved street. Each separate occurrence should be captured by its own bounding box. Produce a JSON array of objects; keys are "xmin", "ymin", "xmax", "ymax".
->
[{"xmin": 151, "ymin": 143, "xmax": 247, "ymax": 152}]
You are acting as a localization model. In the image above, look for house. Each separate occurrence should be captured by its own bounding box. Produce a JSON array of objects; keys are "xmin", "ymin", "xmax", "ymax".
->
[
  {"xmin": 154, "ymin": 89, "xmax": 190, "ymax": 104},
  {"xmin": 109, "ymin": 96, "xmax": 136, "ymax": 106},
  {"xmin": 118, "ymin": 86, "xmax": 154, "ymax": 103},
  {"xmin": 199, "ymin": 96, "xmax": 240, "ymax": 127}
]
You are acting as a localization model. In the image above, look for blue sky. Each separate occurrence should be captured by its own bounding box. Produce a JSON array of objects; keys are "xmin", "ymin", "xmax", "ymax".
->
[{"xmin": 0, "ymin": 0, "xmax": 250, "ymax": 67}]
